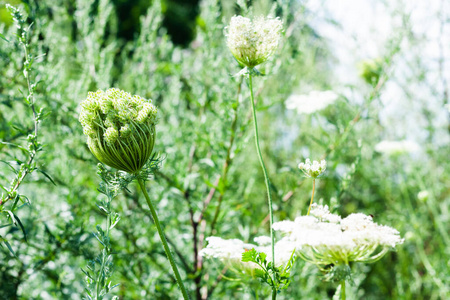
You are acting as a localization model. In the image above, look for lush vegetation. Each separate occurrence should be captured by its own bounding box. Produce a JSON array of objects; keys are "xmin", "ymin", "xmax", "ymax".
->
[{"xmin": 0, "ymin": 0, "xmax": 448, "ymax": 299}]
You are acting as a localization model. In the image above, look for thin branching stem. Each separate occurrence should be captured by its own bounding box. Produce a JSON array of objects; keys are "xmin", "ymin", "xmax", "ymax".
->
[
  {"xmin": 137, "ymin": 178, "xmax": 190, "ymax": 300},
  {"xmin": 1, "ymin": 18, "xmax": 40, "ymax": 208},
  {"xmin": 209, "ymin": 77, "xmax": 243, "ymax": 234},
  {"xmin": 95, "ymin": 212, "xmax": 111, "ymax": 299}
]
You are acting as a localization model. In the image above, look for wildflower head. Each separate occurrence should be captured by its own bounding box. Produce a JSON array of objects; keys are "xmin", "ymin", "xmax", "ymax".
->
[
  {"xmin": 298, "ymin": 158, "xmax": 326, "ymax": 178},
  {"xmin": 273, "ymin": 205, "xmax": 404, "ymax": 281},
  {"xmin": 417, "ymin": 190, "xmax": 429, "ymax": 203},
  {"xmin": 374, "ymin": 140, "xmax": 420, "ymax": 156},
  {"xmin": 79, "ymin": 88, "xmax": 158, "ymax": 174},
  {"xmin": 285, "ymin": 91, "xmax": 339, "ymax": 114},
  {"xmin": 200, "ymin": 236, "xmax": 295, "ymax": 278},
  {"xmin": 225, "ymin": 15, "xmax": 283, "ymax": 69}
]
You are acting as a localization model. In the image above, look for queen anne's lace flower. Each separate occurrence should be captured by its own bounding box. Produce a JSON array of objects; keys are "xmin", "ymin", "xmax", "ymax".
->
[
  {"xmin": 200, "ymin": 236, "xmax": 295, "ymax": 276},
  {"xmin": 310, "ymin": 204, "xmax": 341, "ymax": 223},
  {"xmin": 298, "ymin": 158, "xmax": 327, "ymax": 178},
  {"xmin": 417, "ymin": 190, "xmax": 429, "ymax": 202},
  {"xmin": 226, "ymin": 15, "xmax": 283, "ymax": 69},
  {"xmin": 374, "ymin": 140, "xmax": 420, "ymax": 155},
  {"xmin": 79, "ymin": 88, "xmax": 158, "ymax": 173},
  {"xmin": 273, "ymin": 205, "xmax": 403, "ymax": 280},
  {"xmin": 285, "ymin": 91, "xmax": 338, "ymax": 114}
]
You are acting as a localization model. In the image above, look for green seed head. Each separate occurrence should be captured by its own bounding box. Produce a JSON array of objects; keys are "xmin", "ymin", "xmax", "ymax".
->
[{"xmin": 79, "ymin": 88, "xmax": 158, "ymax": 174}]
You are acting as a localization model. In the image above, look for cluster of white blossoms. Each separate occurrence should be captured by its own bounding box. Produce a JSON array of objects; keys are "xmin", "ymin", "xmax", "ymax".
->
[
  {"xmin": 226, "ymin": 15, "xmax": 283, "ymax": 69},
  {"xmin": 417, "ymin": 190, "xmax": 429, "ymax": 202},
  {"xmin": 200, "ymin": 236, "xmax": 295, "ymax": 276},
  {"xmin": 298, "ymin": 158, "xmax": 327, "ymax": 178},
  {"xmin": 285, "ymin": 90, "xmax": 339, "ymax": 114},
  {"xmin": 374, "ymin": 140, "xmax": 420, "ymax": 156},
  {"xmin": 273, "ymin": 204, "xmax": 403, "ymax": 279},
  {"xmin": 79, "ymin": 88, "xmax": 158, "ymax": 173}
]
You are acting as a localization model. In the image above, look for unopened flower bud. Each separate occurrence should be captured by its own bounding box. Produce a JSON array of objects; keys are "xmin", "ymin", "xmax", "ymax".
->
[{"xmin": 79, "ymin": 88, "xmax": 158, "ymax": 173}]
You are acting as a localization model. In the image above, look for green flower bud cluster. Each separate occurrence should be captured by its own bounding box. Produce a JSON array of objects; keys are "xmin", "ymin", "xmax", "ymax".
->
[{"xmin": 79, "ymin": 88, "xmax": 158, "ymax": 174}]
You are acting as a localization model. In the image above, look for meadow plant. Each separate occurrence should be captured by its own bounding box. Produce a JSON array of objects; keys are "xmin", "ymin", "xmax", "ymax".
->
[
  {"xmin": 273, "ymin": 204, "xmax": 404, "ymax": 299},
  {"xmin": 78, "ymin": 89, "xmax": 157, "ymax": 174},
  {"xmin": 79, "ymin": 88, "xmax": 189, "ymax": 299},
  {"xmin": 225, "ymin": 14, "xmax": 283, "ymax": 300},
  {"xmin": 0, "ymin": 5, "xmax": 48, "ymax": 256},
  {"xmin": 226, "ymin": 15, "xmax": 283, "ymax": 71},
  {"xmin": 298, "ymin": 159, "xmax": 327, "ymax": 215},
  {"xmin": 201, "ymin": 236, "xmax": 296, "ymax": 295},
  {"xmin": 81, "ymin": 164, "xmax": 124, "ymax": 300}
]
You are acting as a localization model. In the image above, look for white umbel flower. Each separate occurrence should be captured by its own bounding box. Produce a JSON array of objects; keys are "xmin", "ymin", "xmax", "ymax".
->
[
  {"xmin": 199, "ymin": 237, "xmax": 253, "ymax": 262},
  {"xmin": 374, "ymin": 140, "xmax": 420, "ymax": 155},
  {"xmin": 200, "ymin": 236, "xmax": 295, "ymax": 277},
  {"xmin": 273, "ymin": 205, "xmax": 404, "ymax": 281},
  {"xmin": 298, "ymin": 158, "xmax": 327, "ymax": 178},
  {"xmin": 417, "ymin": 190, "xmax": 429, "ymax": 202},
  {"xmin": 226, "ymin": 15, "xmax": 283, "ymax": 68},
  {"xmin": 285, "ymin": 90, "xmax": 339, "ymax": 114},
  {"xmin": 310, "ymin": 204, "xmax": 341, "ymax": 223}
]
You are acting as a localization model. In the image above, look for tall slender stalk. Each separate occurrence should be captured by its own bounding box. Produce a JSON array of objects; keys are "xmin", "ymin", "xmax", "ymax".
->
[
  {"xmin": 95, "ymin": 213, "xmax": 111, "ymax": 299},
  {"xmin": 341, "ymin": 279, "xmax": 346, "ymax": 300},
  {"xmin": 307, "ymin": 179, "xmax": 316, "ymax": 216},
  {"xmin": 137, "ymin": 178, "xmax": 190, "ymax": 300},
  {"xmin": 248, "ymin": 73, "xmax": 276, "ymax": 299}
]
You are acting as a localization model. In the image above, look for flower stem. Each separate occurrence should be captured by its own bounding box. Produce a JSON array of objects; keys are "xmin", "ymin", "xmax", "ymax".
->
[
  {"xmin": 248, "ymin": 73, "xmax": 276, "ymax": 299},
  {"xmin": 341, "ymin": 279, "xmax": 346, "ymax": 300},
  {"xmin": 137, "ymin": 178, "xmax": 190, "ymax": 300},
  {"xmin": 307, "ymin": 179, "xmax": 316, "ymax": 216},
  {"xmin": 95, "ymin": 213, "xmax": 111, "ymax": 299}
]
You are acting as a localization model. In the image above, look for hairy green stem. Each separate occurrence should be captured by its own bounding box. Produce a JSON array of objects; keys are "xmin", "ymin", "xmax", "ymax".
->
[
  {"xmin": 341, "ymin": 279, "xmax": 346, "ymax": 300},
  {"xmin": 307, "ymin": 179, "xmax": 316, "ymax": 216},
  {"xmin": 95, "ymin": 212, "xmax": 111, "ymax": 299},
  {"xmin": 137, "ymin": 178, "xmax": 190, "ymax": 300},
  {"xmin": 248, "ymin": 73, "xmax": 276, "ymax": 299}
]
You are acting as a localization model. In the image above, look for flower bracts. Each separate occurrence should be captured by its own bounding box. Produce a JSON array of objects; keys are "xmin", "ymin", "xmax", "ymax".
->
[{"xmin": 79, "ymin": 88, "xmax": 158, "ymax": 173}]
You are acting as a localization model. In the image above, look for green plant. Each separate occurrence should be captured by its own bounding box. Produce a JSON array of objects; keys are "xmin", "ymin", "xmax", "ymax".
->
[
  {"xmin": 82, "ymin": 164, "xmax": 124, "ymax": 300},
  {"xmin": 79, "ymin": 88, "xmax": 190, "ymax": 299},
  {"xmin": 0, "ymin": 4, "xmax": 48, "ymax": 256}
]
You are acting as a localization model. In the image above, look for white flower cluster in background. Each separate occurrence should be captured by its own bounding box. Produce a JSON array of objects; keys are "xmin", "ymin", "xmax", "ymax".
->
[
  {"xmin": 417, "ymin": 190, "xmax": 429, "ymax": 202},
  {"xmin": 298, "ymin": 158, "xmax": 327, "ymax": 178},
  {"xmin": 200, "ymin": 236, "xmax": 295, "ymax": 276},
  {"xmin": 285, "ymin": 90, "xmax": 339, "ymax": 114},
  {"xmin": 374, "ymin": 140, "xmax": 420, "ymax": 155},
  {"xmin": 226, "ymin": 15, "xmax": 283, "ymax": 69},
  {"xmin": 273, "ymin": 204, "xmax": 404, "ymax": 277},
  {"xmin": 199, "ymin": 236, "xmax": 253, "ymax": 262}
]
